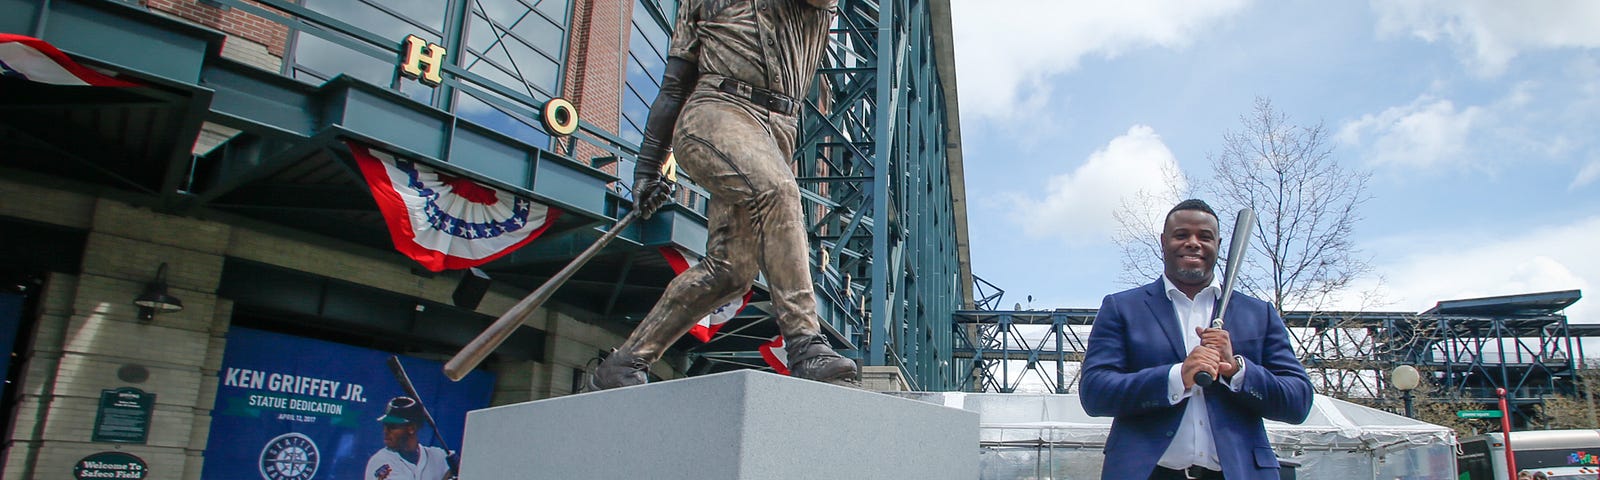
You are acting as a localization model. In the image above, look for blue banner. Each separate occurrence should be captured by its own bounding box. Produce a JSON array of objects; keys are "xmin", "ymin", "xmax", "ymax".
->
[
  {"xmin": 0, "ymin": 293, "xmax": 20, "ymax": 403},
  {"xmin": 201, "ymin": 327, "xmax": 494, "ymax": 480}
]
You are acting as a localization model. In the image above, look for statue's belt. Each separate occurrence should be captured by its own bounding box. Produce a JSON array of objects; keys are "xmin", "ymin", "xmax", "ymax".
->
[{"xmin": 712, "ymin": 76, "xmax": 799, "ymax": 116}]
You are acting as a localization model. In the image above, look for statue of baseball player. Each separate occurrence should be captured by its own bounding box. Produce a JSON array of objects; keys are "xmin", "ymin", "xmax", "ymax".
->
[{"xmin": 592, "ymin": 0, "xmax": 858, "ymax": 389}]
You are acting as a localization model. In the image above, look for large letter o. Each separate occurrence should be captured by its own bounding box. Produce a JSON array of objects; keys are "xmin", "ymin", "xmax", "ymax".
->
[{"xmin": 541, "ymin": 98, "xmax": 579, "ymax": 137}]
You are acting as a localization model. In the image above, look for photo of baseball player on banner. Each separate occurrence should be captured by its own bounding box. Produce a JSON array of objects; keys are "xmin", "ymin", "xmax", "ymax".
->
[{"xmin": 201, "ymin": 328, "xmax": 494, "ymax": 480}]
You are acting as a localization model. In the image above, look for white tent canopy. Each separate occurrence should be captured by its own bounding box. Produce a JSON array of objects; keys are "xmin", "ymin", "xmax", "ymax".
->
[{"xmin": 891, "ymin": 392, "xmax": 1457, "ymax": 479}]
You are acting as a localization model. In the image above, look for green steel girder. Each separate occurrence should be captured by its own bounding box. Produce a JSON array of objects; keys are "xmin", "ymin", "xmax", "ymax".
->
[
  {"xmin": 952, "ymin": 310, "xmax": 1098, "ymax": 394},
  {"xmin": 794, "ymin": 0, "xmax": 968, "ymax": 390}
]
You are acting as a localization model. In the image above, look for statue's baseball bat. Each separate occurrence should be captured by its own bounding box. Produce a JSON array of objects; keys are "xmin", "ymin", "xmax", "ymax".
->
[
  {"xmin": 1194, "ymin": 207, "xmax": 1255, "ymax": 387},
  {"xmin": 444, "ymin": 210, "xmax": 640, "ymax": 381}
]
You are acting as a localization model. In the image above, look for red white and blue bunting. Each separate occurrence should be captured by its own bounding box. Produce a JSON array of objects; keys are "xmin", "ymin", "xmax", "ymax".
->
[
  {"xmin": 760, "ymin": 336, "xmax": 790, "ymax": 375},
  {"xmin": 348, "ymin": 140, "xmax": 561, "ymax": 272},
  {"xmin": 658, "ymin": 246, "xmax": 754, "ymax": 342},
  {"xmin": 0, "ymin": 34, "xmax": 140, "ymax": 87}
]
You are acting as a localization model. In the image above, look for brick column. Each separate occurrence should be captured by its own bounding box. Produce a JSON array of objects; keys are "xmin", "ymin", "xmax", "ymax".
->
[
  {"xmin": 2, "ymin": 199, "xmax": 230, "ymax": 480},
  {"xmin": 562, "ymin": 0, "xmax": 633, "ymax": 175}
]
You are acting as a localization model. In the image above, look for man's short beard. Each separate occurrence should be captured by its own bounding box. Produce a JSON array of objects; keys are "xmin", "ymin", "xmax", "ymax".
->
[{"xmin": 1173, "ymin": 267, "xmax": 1211, "ymax": 284}]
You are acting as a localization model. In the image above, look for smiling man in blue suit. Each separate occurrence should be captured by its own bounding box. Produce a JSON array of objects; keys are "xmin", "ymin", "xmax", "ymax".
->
[{"xmin": 1081, "ymin": 199, "xmax": 1312, "ymax": 480}]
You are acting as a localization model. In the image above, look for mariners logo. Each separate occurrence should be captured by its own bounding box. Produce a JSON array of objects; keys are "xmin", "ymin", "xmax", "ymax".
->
[{"xmin": 258, "ymin": 432, "xmax": 319, "ymax": 480}]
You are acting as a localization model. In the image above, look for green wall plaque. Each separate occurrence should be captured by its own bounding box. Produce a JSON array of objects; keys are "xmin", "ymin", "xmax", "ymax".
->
[{"xmin": 92, "ymin": 387, "xmax": 154, "ymax": 444}]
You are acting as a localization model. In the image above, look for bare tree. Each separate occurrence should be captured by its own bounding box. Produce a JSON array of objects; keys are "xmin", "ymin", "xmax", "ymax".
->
[
  {"xmin": 1205, "ymin": 97, "xmax": 1373, "ymax": 313},
  {"xmin": 1111, "ymin": 97, "xmax": 1373, "ymax": 313},
  {"xmin": 1112, "ymin": 162, "xmax": 1191, "ymax": 287}
]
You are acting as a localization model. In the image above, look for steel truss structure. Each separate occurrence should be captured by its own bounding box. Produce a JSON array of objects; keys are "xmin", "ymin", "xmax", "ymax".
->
[
  {"xmin": 955, "ymin": 291, "xmax": 1593, "ymax": 421},
  {"xmin": 687, "ymin": 0, "xmax": 972, "ymax": 391},
  {"xmin": 953, "ymin": 310, "xmax": 1096, "ymax": 393}
]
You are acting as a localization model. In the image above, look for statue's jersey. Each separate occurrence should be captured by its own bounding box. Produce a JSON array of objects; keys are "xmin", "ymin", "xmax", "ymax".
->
[{"xmin": 670, "ymin": 0, "xmax": 838, "ymax": 99}]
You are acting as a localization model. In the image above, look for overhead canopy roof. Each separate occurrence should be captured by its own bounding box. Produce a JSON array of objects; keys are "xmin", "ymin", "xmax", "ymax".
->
[{"xmin": 1425, "ymin": 290, "xmax": 1582, "ymax": 317}]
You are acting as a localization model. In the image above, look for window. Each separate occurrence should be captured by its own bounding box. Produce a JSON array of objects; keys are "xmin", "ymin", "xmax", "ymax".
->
[
  {"xmin": 290, "ymin": 0, "xmax": 447, "ymax": 104},
  {"xmin": 457, "ymin": 0, "xmax": 572, "ymax": 147},
  {"xmin": 620, "ymin": 0, "xmax": 674, "ymax": 146}
]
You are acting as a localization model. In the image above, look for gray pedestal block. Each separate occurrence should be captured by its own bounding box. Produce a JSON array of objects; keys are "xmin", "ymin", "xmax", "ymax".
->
[{"xmin": 460, "ymin": 370, "xmax": 979, "ymax": 480}]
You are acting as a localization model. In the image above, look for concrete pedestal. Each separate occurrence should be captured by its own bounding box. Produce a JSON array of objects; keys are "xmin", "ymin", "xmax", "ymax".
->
[{"xmin": 460, "ymin": 370, "xmax": 979, "ymax": 480}]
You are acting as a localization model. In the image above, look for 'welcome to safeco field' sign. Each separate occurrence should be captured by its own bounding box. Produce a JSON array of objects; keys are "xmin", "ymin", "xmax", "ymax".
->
[{"xmin": 73, "ymin": 451, "xmax": 148, "ymax": 479}]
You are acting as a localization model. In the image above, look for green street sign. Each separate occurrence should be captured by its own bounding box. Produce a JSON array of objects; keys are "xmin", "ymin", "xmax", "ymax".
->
[{"xmin": 1457, "ymin": 409, "xmax": 1503, "ymax": 419}]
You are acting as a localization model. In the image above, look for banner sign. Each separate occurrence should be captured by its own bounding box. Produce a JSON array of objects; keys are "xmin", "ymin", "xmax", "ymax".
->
[
  {"xmin": 92, "ymin": 387, "xmax": 154, "ymax": 444},
  {"xmin": 348, "ymin": 140, "xmax": 562, "ymax": 272},
  {"xmin": 73, "ymin": 451, "xmax": 148, "ymax": 480},
  {"xmin": 0, "ymin": 34, "xmax": 142, "ymax": 87},
  {"xmin": 0, "ymin": 293, "xmax": 22, "ymax": 404},
  {"xmin": 201, "ymin": 328, "xmax": 494, "ymax": 480}
]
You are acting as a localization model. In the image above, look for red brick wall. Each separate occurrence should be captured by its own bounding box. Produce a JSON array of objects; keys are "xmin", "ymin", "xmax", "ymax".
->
[
  {"xmin": 562, "ymin": 0, "xmax": 630, "ymax": 174},
  {"xmin": 143, "ymin": 0, "xmax": 291, "ymax": 57}
]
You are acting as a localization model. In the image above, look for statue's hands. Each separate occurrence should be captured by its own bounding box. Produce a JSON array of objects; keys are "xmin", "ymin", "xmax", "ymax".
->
[{"xmin": 632, "ymin": 170, "xmax": 671, "ymax": 219}]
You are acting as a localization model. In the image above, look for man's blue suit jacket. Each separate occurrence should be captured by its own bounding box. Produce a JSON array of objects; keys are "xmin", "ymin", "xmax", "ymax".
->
[{"xmin": 1080, "ymin": 279, "xmax": 1313, "ymax": 480}]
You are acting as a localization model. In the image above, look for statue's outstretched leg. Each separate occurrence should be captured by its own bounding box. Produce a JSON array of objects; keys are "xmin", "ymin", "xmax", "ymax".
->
[{"xmin": 593, "ymin": 99, "xmax": 857, "ymax": 390}]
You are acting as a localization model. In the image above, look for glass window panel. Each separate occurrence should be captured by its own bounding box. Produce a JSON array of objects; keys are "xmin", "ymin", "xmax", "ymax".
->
[
  {"xmin": 619, "ymin": 121, "xmax": 643, "ymax": 146},
  {"xmin": 370, "ymin": 0, "xmax": 447, "ymax": 32},
  {"xmin": 625, "ymin": 58, "xmax": 659, "ymax": 99},
  {"xmin": 464, "ymin": 1, "xmax": 565, "ymax": 100},
  {"xmin": 468, "ymin": 43, "xmax": 515, "ymax": 76},
  {"xmin": 510, "ymin": 13, "xmax": 565, "ymax": 49},
  {"xmin": 455, "ymin": 90, "xmax": 552, "ymax": 149},
  {"xmin": 623, "ymin": 0, "xmax": 672, "ymax": 146},
  {"xmin": 631, "ymin": 2, "xmax": 669, "ymax": 52},
  {"xmin": 398, "ymin": 79, "xmax": 435, "ymax": 104},
  {"xmin": 466, "ymin": 13, "xmax": 503, "ymax": 53},
  {"xmin": 466, "ymin": 56, "xmax": 523, "ymax": 91},
  {"xmin": 629, "ymin": 29, "xmax": 665, "ymax": 79},
  {"xmin": 293, "ymin": 32, "xmax": 395, "ymax": 86},
  {"xmin": 474, "ymin": 0, "xmax": 534, "ymax": 27},
  {"xmin": 292, "ymin": 67, "xmax": 326, "ymax": 84},
  {"xmin": 621, "ymin": 86, "xmax": 650, "ymax": 129},
  {"xmin": 498, "ymin": 39, "xmax": 559, "ymax": 95},
  {"xmin": 499, "ymin": 36, "xmax": 556, "ymax": 68},
  {"xmin": 528, "ymin": 57, "xmax": 560, "ymax": 96},
  {"xmin": 302, "ymin": 0, "xmax": 434, "ymax": 44},
  {"xmin": 534, "ymin": 0, "xmax": 569, "ymax": 24},
  {"xmin": 660, "ymin": 0, "xmax": 677, "ymax": 22}
]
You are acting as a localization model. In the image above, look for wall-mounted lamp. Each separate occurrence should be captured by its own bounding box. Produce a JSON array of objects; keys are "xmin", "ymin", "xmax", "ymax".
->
[{"xmin": 133, "ymin": 263, "xmax": 183, "ymax": 322}]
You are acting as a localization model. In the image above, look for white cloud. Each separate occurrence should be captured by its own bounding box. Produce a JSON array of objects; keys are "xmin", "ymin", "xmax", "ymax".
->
[
  {"xmin": 1337, "ymin": 96, "xmax": 1484, "ymax": 169},
  {"xmin": 1337, "ymin": 216, "xmax": 1600, "ymax": 323},
  {"xmin": 1011, "ymin": 125, "xmax": 1186, "ymax": 242},
  {"xmin": 1574, "ymin": 161, "xmax": 1600, "ymax": 190},
  {"xmin": 950, "ymin": 0, "xmax": 1249, "ymax": 120},
  {"xmin": 1371, "ymin": 0, "xmax": 1600, "ymax": 76}
]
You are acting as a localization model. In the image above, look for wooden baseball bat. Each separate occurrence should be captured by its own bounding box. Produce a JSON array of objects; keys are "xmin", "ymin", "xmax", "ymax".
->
[
  {"xmin": 1194, "ymin": 207, "xmax": 1255, "ymax": 387},
  {"xmin": 443, "ymin": 210, "xmax": 640, "ymax": 381}
]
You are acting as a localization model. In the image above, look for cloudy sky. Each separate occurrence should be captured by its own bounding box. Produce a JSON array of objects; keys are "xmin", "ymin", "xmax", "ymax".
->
[{"xmin": 949, "ymin": 0, "xmax": 1600, "ymax": 322}]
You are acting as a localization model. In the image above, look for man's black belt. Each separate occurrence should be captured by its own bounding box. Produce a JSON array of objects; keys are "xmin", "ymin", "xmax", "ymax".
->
[
  {"xmin": 716, "ymin": 77, "xmax": 799, "ymax": 116},
  {"xmin": 1150, "ymin": 465, "xmax": 1224, "ymax": 480}
]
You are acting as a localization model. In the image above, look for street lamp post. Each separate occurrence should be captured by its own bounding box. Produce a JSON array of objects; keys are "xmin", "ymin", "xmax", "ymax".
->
[{"xmin": 1392, "ymin": 365, "xmax": 1421, "ymax": 418}]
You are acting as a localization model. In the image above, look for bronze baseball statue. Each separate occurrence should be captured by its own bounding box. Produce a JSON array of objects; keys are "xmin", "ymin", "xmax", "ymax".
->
[{"xmin": 593, "ymin": 0, "xmax": 858, "ymax": 389}]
